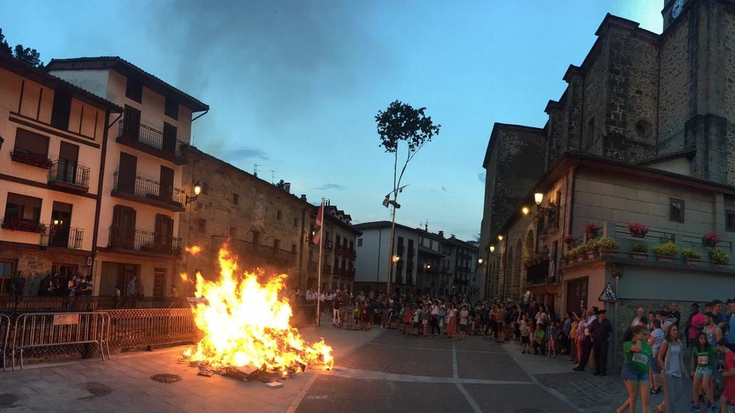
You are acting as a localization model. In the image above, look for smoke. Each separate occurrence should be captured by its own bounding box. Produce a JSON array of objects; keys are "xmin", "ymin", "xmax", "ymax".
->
[{"xmin": 146, "ymin": 0, "xmax": 383, "ymax": 149}]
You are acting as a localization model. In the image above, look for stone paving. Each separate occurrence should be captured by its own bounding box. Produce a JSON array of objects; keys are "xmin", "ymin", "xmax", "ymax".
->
[{"xmin": 0, "ymin": 321, "xmax": 713, "ymax": 413}]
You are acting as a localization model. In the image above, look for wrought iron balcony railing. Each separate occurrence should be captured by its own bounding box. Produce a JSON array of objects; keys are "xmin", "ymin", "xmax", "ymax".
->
[
  {"xmin": 108, "ymin": 226, "xmax": 181, "ymax": 255},
  {"xmin": 42, "ymin": 225, "xmax": 84, "ymax": 249},
  {"xmin": 118, "ymin": 119, "xmax": 185, "ymax": 159},
  {"xmin": 112, "ymin": 172, "xmax": 186, "ymax": 208},
  {"xmin": 48, "ymin": 160, "xmax": 90, "ymax": 190}
]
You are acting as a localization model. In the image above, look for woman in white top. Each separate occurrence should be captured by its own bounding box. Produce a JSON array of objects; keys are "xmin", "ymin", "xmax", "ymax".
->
[
  {"xmin": 536, "ymin": 305, "xmax": 548, "ymax": 329},
  {"xmin": 654, "ymin": 325, "xmax": 688, "ymax": 413},
  {"xmin": 631, "ymin": 307, "xmax": 645, "ymax": 327}
]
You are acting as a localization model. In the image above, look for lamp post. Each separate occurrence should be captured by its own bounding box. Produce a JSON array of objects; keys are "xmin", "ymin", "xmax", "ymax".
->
[
  {"xmin": 383, "ymin": 185, "xmax": 407, "ymax": 295},
  {"xmin": 186, "ymin": 181, "xmax": 202, "ymax": 205}
]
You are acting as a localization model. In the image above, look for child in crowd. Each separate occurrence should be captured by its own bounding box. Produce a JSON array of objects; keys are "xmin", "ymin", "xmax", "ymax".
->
[
  {"xmin": 402, "ymin": 304, "xmax": 412, "ymax": 335},
  {"xmin": 413, "ymin": 305, "xmax": 421, "ymax": 336},
  {"xmin": 520, "ymin": 320, "xmax": 531, "ymax": 354},
  {"xmin": 422, "ymin": 304, "xmax": 431, "ymax": 337},
  {"xmin": 690, "ymin": 332, "xmax": 717, "ymax": 413},
  {"xmin": 533, "ymin": 323, "xmax": 545, "ymax": 355},
  {"xmin": 459, "ymin": 305, "xmax": 469, "ymax": 340},
  {"xmin": 547, "ymin": 320, "xmax": 557, "ymax": 358}
]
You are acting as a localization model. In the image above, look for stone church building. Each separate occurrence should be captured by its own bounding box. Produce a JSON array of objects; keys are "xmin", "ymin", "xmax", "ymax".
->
[{"xmin": 479, "ymin": 0, "xmax": 735, "ymax": 337}]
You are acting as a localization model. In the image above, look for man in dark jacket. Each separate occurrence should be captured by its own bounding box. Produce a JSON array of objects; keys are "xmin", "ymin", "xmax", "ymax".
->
[{"xmin": 589, "ymin": 309, "xmax": 613, "ymax": 376}]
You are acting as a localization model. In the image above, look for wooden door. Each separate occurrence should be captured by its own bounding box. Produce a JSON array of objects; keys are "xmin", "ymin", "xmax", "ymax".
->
[
  {"xmin": 566, "ymin": 277, "xmax": 588, "ymax": 317},
  {"xmin": 111, "ymin": 205, "xmax": 136, "ymax": 248},
  {"xmin": 162, "ymin": 123, "xmax": 177, "ymax": 154},
  {"xmin": 159, "ymin": 166, "xmax": 174, "ymax": 202},
  {"xmin": 58, "ymin": 142, "xmax": 79, "ymax": 184},
  {"xmin": 154, "ymin": 214, "xmax": 173, "ymax": 252},
  {"xmin": 118, "ymin": 152, "xmax": 137, "ymax": 194},
  {"xmin": 123, "ymin": 105, "xmax": 141, "ymax": 140}
]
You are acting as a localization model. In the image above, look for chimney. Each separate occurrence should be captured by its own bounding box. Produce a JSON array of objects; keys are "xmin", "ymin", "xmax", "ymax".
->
[
  {"xmin": 438, "ymin": 231, "xmax": 444, "ymax": 238},
  {"xmin": 284, "ymin": 182, "xmax": 291, "ymax": 193},
  {"xmin": 300, "ymin": 194, "xmax": 307, "ymax": 201}
]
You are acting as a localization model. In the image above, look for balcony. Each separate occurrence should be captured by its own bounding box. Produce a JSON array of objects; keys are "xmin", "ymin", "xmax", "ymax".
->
[
  {"xmin": 41, "ymin": 225, "xmax": 84, "ymax": 249},
  {"xmin": 117, "ymin": 119, "xmax": 187, "ymax": 165},
  {"xmin": 112, "ymin": 172, "xmax": 185, "ymax": 212},
  {"xmin": 10, "ymin": 149, "xmax": 53, "ymax": 169},
  {"xmin": 1, "ymin": 218, "xmax": 46, "ymax": 234},
  {"xmin": 48, "ymin": 160, "xmax": 90, "ymax": 192},
  {"xmin": 108, "ymin": 226, "xmax": 181, "ymax": 256}
]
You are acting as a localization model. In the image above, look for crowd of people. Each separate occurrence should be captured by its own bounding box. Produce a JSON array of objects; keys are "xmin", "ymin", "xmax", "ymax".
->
[{"xmin": 306, "ymin": 289, "xmax": 735, "ymax": 413}]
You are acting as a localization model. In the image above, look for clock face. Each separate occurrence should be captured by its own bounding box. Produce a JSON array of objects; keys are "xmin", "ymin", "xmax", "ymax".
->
[{"xmin": 672, "ymin": 0, "xmax": 684, "ymax": 18}]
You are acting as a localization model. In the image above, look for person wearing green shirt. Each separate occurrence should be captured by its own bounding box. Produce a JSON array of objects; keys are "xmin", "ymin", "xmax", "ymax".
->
[
  {"xmin": 533, "ymin": 323, "xmax": 545, "ymax": 355},
  {"xmin": 618, "ymin": 326, "xmax": 652, "ymax": 413},
  {"xmin": 689, "ymin": 332, "xmax": 717, "ymax": 412}
]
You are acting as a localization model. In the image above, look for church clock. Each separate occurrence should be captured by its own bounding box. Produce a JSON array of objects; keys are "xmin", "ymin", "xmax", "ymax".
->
[{"xmin": 672, "ymin": 0, "xmax": 684, "ymax": 18}]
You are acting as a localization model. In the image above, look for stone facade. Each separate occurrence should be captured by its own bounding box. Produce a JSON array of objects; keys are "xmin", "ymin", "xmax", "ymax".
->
[
  {"xmin": 480, "ymin": 1, "xmax": 735, "ymax": 299},
  {"xmin": 180, "ymin": 147, "xmax": 358, "ymax": 295}
]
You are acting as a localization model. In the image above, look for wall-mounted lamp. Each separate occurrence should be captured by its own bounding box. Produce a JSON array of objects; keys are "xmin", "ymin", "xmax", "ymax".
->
[
  {"xmin": 522, "ymin": 206, "xmax": 530, "ymax": 215},
  {"xmin": 498, "ymin": 235, "xmax": 503, "ymax": 241},
  {"xmin": 186, "ymin": 181, "xmax": 202, "ymax": 205},
  {"xmin": 489, "ymin": 245, "xmax": 495, "ymax": 254},
  {"xmin": 534, "ymin": 192, "xmax": 544, "ymax": 205}
]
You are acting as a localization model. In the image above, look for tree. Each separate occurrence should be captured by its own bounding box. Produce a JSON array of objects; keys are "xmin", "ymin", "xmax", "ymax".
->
[
  {"xmin": 375, "ymin": 100, "xmax": 440, "ymax": 293},
  {"xmin": 0, "ymin": 29, "xmax": 12, "ymax": 55},
  {"xmin": 14, "ymin": 44, "xmax": 43, "ymax": 68}
]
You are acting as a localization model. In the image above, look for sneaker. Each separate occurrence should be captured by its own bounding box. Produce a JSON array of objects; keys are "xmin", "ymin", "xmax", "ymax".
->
[
  {"xmin": 710, "ymin": 407, "xmax": 719, "ymax": 413},
  {"xmin": 688, "ymin": 406, "xmax": 701, "ymax": 413}
]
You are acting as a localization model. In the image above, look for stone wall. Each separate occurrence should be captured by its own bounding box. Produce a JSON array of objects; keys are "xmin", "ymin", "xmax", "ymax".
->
[
  {"xmin": 0, "ymin": 246, "xmax": 87, "ymax": 296},
  {"xmin": 658, "ymin": 11, "xmax": 691, "ymax": 153}
]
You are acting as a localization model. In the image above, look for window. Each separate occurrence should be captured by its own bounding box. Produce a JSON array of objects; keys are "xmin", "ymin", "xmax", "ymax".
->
[
  {"xmin": 14, "ymin": 128, "xmax": 50, "ymax": 156},
  {"xmin": 0, "ymin": 260, "xmax": 15, "ymax": 295},
  {"xmin": 125, "ymin": 76, "xmax": 143, "ymax": 103},
  {"xmin": 50, "ymin": 90, "xmax": 72, "ymax": 130},
  {"xmin": 293, "ymin": 218, "xmax": 298, "ymax": 227},
  {"xmin": 164, "ymin": 97, "xmax": 179, "ymax": 120},
  {"xmin": 277, "ymin": 210, "xmax": 282, "ymax": 221},
  {"xmin": 229, "ymin": 226, "xmax": 237, "ymax": 238},
  {"xmin": 4, "ymin": 193, "xmax": 42, "ymax": 222},
  {"xmin": 349, "ymin": 240, "xmax": 354, "ymax": 250},
  {"xmin": 669, "ymin": 199, "xmax": 685, "ymax": 223},
  {"xmin": 153, "ymin": 268, "xmax": 166, "ymax": 298},
  {"xmin": 51, "ymin": 263, "xmax": 77, "ymax": 278},
  {"xmin": 727, "ymin": 210, "xmax": 735, "ymax": 232},
  {"xmin": 292, "ymin": 244, "xmax": 297, "ymax": 253},
  {"xmin": 232, "ymin": 193, "xmax": 239, "ymax": 205},
  {"xmin": 358, "ymin": 238, "xmax": 363, "ymax": 247},
  {"xmin": 274, "ymin": 239, "xmax": 280, "ymax": 251},
  {"xmin": 197, "ymin": 218, "xmax": 207, "ymax": 233}
]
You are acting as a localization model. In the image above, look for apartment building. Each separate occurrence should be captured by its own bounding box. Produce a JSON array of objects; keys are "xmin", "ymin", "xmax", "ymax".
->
[
  {"xmin": 46, "ymin": 57, "xmax": 208, "ymax": 298},
  {"xmin": 0, "ymin": 53, "xmax": 121, "ymax": 294},
  {"xmin": 309, "ymin": 204, "xmax": 360, "ymax": 293}
]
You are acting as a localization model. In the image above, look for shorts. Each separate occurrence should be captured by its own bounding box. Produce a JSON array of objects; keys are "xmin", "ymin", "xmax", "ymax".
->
[
  {"xmin": 695, "ymin": 366, "xmax": 713, "ymax": 379},
  {"xmin": 459, "ymin": 324, "xmax": 468, "ymax": 332},
  {"xmin": 622, "ymin": 366, "xmax": 649, "ymax": 382},
  {"xmin": 521, "ymin": 336, "xmax": 530, "ymax": 345},
  {"xmin": 722, "ymin": 382, "xmax": 735, "ymax": 403},
  {"xmin": 651, "ymin": 357, "xmax": 662, "ymax": 374}
]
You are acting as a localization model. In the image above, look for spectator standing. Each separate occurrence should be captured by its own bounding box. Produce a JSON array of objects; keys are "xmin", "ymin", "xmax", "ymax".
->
[
  {"xmin": 533, "ymin": 323, "xmax": 546, "ymax": 355},
  {"xmin": 459, "ymin": 305, "xmax": 469, "ymax": 340},
  {"xmin": 13, "ymin": 271, "xmax": 26, "ymax": 309},
  {"xmin": 655, "ymin": 325, "xmax": 688, "ymax": 413},
  {"xmin": 717, "ymin": 338, "xmax": 735, "ymax": 413},
  {"xmin": 670, "ymin": 302, "xmax": 681, "ymax": 329},
  {"xmin": 621, "ymin": 326, "xmax": 652, "ymax": 413},
  {"xmin": 590, "ymin": 309, "xmax": 613, "ymax": 376},
  {"xmin": 649, "ymin": 319, "xmax": 665, "ymax": 393},
  {"xmin": 689, "ymin": 303, "xmax": 704, "ymax": 349},
  {"xmin": 726, "ymin": 300, "xmax": 735, "ymax": 348},
  {"xmin": 690, "ymin": 332, "xmax": 717, "ymax": 412}
]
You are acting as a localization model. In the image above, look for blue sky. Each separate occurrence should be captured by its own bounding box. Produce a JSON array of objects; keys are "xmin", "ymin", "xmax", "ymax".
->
[{"xmin": 1, "ymin": 1, "xmax": 663, "ymax": 241}]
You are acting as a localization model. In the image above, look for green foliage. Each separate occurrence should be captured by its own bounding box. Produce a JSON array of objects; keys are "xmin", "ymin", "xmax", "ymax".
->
[
  {"xmin": 632, "ymin": 241, "xmax": 648, "ymax": 253},
  {"xmin": 376, "ymin": 100, "xmax": 441, "ymax": 154},
  {"xmin": 14, "ymin": 44, "xmax": 42, "ymax": 67},
  {"xmin": 0, "ymin": 28, "xmax": 11, "ymax": 55},
  {"xmin": 681, "ymin": 249, "xmax": 702, "ymax": 260},
  {"xmin": 710, "ymin": 249, "xmax": 730, "ymax": 264},
  {"xmin": 585, "ymin": 239, "xmax": 600, "ymax": 252},
  {"xmin": 598, "ymin": 237, "xmax": 619, "ymax": 250},
  {"xmin": 653, "ymin": 241, "xmax": 679, "ymax": 257}
]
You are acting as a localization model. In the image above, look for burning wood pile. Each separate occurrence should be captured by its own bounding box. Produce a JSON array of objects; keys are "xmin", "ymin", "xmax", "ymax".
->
[{"xmin": 178, "ymin": 246, "xmax": 333, "ymax": 387}]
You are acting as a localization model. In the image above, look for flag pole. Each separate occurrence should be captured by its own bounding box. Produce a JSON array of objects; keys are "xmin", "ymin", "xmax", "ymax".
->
[{"xmin": 316, "ymin": 198, "xmax": 324, "ymax": 327}]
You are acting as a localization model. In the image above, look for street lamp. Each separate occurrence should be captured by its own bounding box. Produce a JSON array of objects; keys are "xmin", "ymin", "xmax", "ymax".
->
[
  {"xmin": 522, "ymin": 206, "xmax": 530, "ymax": 215},
  {"xmin": 478, "ymin": 258, "xmax": 483, "ymax": 265},
  {"xmin": 534, "ymin": 192, "xmax": 544, "ymax": 205},
  {"xmin": 186, "ymin": 181, "xmax": 202, "ymax": 205},
  {"xmin": 489, "ymin": 245, "xmax": 495, "ymax": 254},
  {"xmin": 498, "ymin": 235, "xmax": 503, "ymax": 241},
  {"xmin": 392, "ymin": 255, "xmax": 400, "ymax": 263}
]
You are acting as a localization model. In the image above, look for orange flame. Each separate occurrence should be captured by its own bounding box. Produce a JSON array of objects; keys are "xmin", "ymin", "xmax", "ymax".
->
[
  {"xmin": 185, "ymin": 245, "xmax": 202, "ymax": 256},
  {"xmin": 187, "ymin": 246, "xmax": 333, "ymax": 372}
]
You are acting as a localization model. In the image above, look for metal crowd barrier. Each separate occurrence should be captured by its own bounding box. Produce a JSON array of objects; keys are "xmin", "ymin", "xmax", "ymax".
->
[
  {"xmin": 1, "ymin": 314, "xmax": 9, "ymax": 372},
  {"xmin": 105, "ymin": 308, "xmax": 197, "ymax": 350},
  {"xmin": 11, "ymin": 312, "xmax": 109, "ymax": 370}
]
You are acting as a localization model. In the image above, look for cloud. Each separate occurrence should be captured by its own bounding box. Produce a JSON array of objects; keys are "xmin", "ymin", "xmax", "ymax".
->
[
  {"xmin": 314, "ymin": 183, "xmax": 346, "ymax": 191},
  {"xmin": 478, "ymin": 172, "xmax": 486, "ymax": 184},
  {"xmin": 226, "ymin": 147, "xmax": 270, "ymax": 161}
]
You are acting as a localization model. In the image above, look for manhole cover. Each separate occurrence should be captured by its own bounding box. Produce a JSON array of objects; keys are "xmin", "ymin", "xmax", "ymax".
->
[
  {"xmin": 150, "ymin": 374, "xmax": 182, "ymax": 383},
  {"xmin": 516, "ymin": 409, "xmax": 546, "ymax": 413}
]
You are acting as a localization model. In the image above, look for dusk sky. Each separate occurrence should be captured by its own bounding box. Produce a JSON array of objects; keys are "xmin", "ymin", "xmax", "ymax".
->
[{"xmin": 0, "ymin": 1, "xmax": 663, "ymax": 241}]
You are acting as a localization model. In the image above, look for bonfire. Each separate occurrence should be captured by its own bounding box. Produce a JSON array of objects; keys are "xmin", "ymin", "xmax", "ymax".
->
[{"xmin": 180, "ymin": 246, "xmax": 333, "ymax": 377}]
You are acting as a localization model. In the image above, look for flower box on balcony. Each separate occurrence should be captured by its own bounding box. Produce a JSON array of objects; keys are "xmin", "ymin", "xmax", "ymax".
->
[
  {"xmin": 631, "ymin": 252, "xmax": 648, "ymax": 260},
  {"xmin": 10, "ymin": 150, "xmax": 53, "ymax": 169},
  {"xmin": 684, "ymin": 258, "xmax": 700, "ymax": 266},
  {"xmin": 1, "ymin": 218, "xmax": 46, "ymax": 234}
]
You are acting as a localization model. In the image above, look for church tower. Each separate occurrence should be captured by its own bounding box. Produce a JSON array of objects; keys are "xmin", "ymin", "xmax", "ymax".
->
[{"xmin": 659, "ymin": 0, "xmax": 735, "ymax": 184}]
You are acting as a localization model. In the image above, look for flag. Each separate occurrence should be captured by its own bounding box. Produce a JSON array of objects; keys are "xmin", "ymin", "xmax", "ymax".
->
[{"xmin": 313, "ymin": 201, "xmax": 324, "ymax": 245}]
